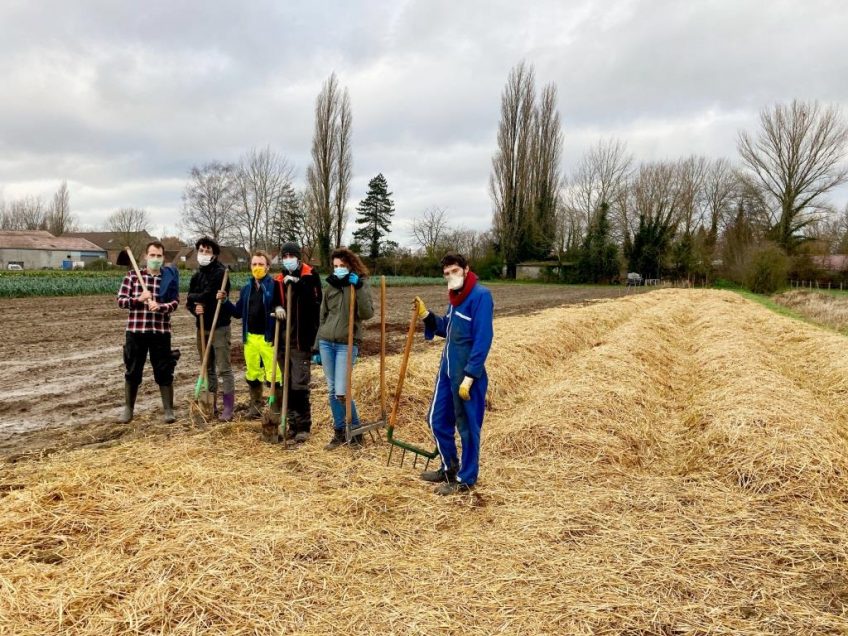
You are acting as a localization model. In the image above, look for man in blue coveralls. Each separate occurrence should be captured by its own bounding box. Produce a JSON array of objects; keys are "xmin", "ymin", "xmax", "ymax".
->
[{"xmin": 413, "ymin": 253, "xmax": 494, "ymax": 495}]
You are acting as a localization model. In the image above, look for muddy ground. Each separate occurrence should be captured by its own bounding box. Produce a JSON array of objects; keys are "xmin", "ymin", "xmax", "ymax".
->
[{"xmin": 0, "ymin": 283, "xmax": 645, "ymax": 461}]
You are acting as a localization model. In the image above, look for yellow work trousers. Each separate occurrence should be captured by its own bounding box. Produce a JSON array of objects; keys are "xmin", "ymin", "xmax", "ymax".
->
[{"xmin": 244, "ymin": 333, "xmax": 282, "ymax": 384}]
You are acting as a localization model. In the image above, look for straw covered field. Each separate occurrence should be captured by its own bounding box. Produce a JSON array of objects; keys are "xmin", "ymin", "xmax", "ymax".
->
[{"xmin": 1, "ymin": 288, "xmax": 847, "ymax": 634}]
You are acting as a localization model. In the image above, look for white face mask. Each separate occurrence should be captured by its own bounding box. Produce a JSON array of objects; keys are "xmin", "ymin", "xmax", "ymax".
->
[
  {"xmin": 447, "ymin": 273, "xmax": 464, "ymax": 291},
  {"xmin": 283, "ymin": 257, "xmax": 299, "ymax": 272},
  {"xmin": 197, "ymin": 254, "xmax": 213, "ymax": 267}
]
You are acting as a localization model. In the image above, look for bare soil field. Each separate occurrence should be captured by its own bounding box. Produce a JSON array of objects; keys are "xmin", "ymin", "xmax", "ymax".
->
[{"xmin": 0, "ymin": 283, "xmax": 641, "ymax": 461}]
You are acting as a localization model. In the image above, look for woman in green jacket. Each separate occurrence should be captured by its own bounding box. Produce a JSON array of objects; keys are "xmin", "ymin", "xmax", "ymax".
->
[{"xmin": 314, "ymin": 247, "xmax": 374, "ymax": 449}]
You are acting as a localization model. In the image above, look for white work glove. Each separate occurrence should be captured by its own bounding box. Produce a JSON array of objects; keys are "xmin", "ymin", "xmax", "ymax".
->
[
  {"xmin": 284, "ymin": 275, "xmax": 299, "ymax": 285},
  {"xmin": 458, "ymin": 376, "xmax": 474, "ymax": 401},
  {"xmin": 273, "ymin": 306, "xmax": 286, "ymax": 321}
]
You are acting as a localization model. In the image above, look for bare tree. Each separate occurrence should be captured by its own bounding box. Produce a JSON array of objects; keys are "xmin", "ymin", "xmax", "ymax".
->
[
  {"xmin": 530, "ymin": 82, "xmax": 563, "ymax": 257},
  {"xmin": 702, "ymin": 158, "xmax": 739, "ymax": 237},
  {"xmin": 567, "ymin": 138, "xmax": 633, "ymax": 241},
  {"xmin": 738, "ymin": 99, "xmax": 848, "ymax": 252},
  {"xmin": 334, "ymin": 87, "xmax": 352, "ymax": 248},
  {"xmin": 47, "ymin": 181, "xmax": 75, "ymax": 235},
  {"xmin": 411, "ymin": 206, "xmax": 450, "ymax": 258},
  {"xmin": 1, "ymin": 196, "xmax": 47, "ymax": 231},
  {"xmin": 676, "ymin": 155, "xmax": 709, "ymax": 236},
  {"xmin": 108, "ymin": 207, "xmax": 151, "ymax": 255},
  {"xmin": 233, "ymin": 147, "xmax": 294, "ymax": 253},
  {"xmin": 181, "ymin": 162, "xmax": 237, "ymax": 243},
  {"xmin": 307, "ymin": 73, "xmax": 353, "ymax": 268},
  {"xmin": 490, "ymin": 61, "xmax": 536, "ymax": 278}
]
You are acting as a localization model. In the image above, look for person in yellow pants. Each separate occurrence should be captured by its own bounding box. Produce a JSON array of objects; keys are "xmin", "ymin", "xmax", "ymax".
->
[{"xmin": 221, "ymin": 251, "xmax": 284, "ymax": 417}]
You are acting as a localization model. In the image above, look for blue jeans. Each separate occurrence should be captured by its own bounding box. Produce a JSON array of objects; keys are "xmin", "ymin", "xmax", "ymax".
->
[{"xmin": 319, "ymin": 340, "xmax": 361, "ymax": 431}]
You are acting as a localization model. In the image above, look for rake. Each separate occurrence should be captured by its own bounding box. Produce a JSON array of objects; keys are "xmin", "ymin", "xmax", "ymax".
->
[
  {"xmin": 386, "ymin": 301, "xmax": 439, "ymax": 470},
  {"xmin": 345, "ymin": 276, "xmax": 388, "ymax": 443}
]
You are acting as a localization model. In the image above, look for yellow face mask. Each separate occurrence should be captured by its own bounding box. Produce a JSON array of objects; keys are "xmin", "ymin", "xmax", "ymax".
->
[{"xmin": 251, "ymin": 266, "xmax": 267, "ymax": 280}]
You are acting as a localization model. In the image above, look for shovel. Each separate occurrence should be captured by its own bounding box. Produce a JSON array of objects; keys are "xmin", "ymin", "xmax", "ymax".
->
[
  {"xmin": 278, "ymin": 282, "xmax": 294, "ymax": 447},
  {"xmin": 343, "ymin": 282, "xmax": 357, "ymax": 443},
  {"xmin": 261, "ymin": 315, "xmax": 282, "ymax": 443},
  {"xmin": 192, "ymin": 312, "xmax": 215, "ymax": 418},
  {"xmin": 193, "ymin": 269, "xmax": 229, "ymax": 420}
]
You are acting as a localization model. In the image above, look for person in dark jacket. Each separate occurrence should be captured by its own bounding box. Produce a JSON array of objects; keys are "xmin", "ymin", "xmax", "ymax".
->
[
  {"xmin": 221, "ymin": 251, "xmax": 282, "ymax": 418},
  {"xmin": 186, "ymin": 237, "xmax": 234, "ymax": 420},
  {"xmin": 313, "ymin": 247, "xmax": 374, "ymax": 450},
  {"xmin": 271, "ymin": 242, "xmax": 322, "ymax": 443},
  {"xmin": 116, "ymin": 241, "xmax": 180, "ymax": 424}
]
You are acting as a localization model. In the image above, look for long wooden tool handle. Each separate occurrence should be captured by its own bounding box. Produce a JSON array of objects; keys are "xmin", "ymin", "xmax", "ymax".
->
[
  {"xmin": 200, "ymin": 269, "xmax": 229, "ymax": 375},
  {"xmin": 125, "ymin": 247, "xmax": 149, "ymax": 294},
  {"xmin": 270, "ymin": 317, "xmax": 280, "ymax": 386},
  {"xmin": 380, "ymin": 276, "xmax": 386, "ymax": 419},
  {"xmin": 281, "ymin": 283, "xmax": 294, "ymax": 416},
  {"xmin": 388, "ymin": 303, "xmax": 420, "ymax": 429},
  {"xmin": 345, "ymin": 283, "xmax": 356, "ymax": 424},
  {"xmin": 199, "ymin": 319, "xmax": 207, "ymax": 382}
]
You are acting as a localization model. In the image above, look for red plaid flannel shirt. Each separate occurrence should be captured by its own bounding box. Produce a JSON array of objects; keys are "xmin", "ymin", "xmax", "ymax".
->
[{"xmin": 116, "ymin": 269, "xmax": 179, "ymax": 334}]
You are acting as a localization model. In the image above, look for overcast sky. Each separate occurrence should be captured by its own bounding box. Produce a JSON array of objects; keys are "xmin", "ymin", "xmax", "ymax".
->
[{"xmin": 1, "ymin": 0, "xmax": 847, "ymax": 245}]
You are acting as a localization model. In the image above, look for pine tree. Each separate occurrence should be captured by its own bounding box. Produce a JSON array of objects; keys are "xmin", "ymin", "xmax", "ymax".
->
[
  {"xmin": 353, "ymin": 173, "xmax": 395, "ymax": 259},
  {"xmin": 270, "ymin": 183, "xmax": 305, "ymax": 255}
]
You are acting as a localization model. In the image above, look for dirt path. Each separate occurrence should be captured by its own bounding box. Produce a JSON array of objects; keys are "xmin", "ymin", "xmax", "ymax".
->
[{"xmin": 0, "ymin": 284, "xmax": 645, "ymax": 460}]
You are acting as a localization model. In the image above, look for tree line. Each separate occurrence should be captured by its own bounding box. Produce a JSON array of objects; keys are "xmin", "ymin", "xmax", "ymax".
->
[
  {"xmin": 490, "ymin": 62, "xmax": 848, "ymax": 289},
  {"xmin": 5, "ymin": 63, "xmax": 846, "ymax": 289}
]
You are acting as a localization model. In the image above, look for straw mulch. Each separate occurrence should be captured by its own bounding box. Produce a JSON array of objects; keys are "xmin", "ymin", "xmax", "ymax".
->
[{"xmin": 1, "ymin": 289, "xmax": 846, "ymax": 635}]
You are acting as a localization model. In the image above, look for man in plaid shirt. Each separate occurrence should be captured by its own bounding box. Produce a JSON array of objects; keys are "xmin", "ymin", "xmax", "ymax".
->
[{"xmin": 116, "ymin": 241, "xmax": 180, "ymax": 423}]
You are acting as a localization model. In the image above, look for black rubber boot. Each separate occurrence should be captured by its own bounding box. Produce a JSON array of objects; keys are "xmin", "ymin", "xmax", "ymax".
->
[
  {"xmin": 159, "ymin": 384, "xmax": 176, "ymax": 423},
  {"xmin": 118, "ymin": 382, "xmax": 139, "ymax": 424},
  {"xmin": 324, "ymin": 429, "xmax": 346, "ymax": 450},
  {"xmin": 421, "ymin": 466, "xmax": 457, "ymax": 483}
]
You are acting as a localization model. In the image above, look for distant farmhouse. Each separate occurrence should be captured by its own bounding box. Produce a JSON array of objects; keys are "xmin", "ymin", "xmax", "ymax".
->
[{"xmin": 0, "ymin": 230, "xmax": 106, "ymax": 270}]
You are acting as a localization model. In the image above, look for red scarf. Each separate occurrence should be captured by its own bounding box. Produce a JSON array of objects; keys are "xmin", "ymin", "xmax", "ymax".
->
[{"xmin": 449, "ymin": 271, "xmax": 478, "ymax": 307}]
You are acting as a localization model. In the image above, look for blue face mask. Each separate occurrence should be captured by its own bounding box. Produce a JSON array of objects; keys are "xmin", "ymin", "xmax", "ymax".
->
[
  {"xmin": 334, "ymin": 266, "xmax": 349, "ymax": 278},
  {"xmin": 282, "ymin": 257, "xmax": 298, "ymax": 272}
]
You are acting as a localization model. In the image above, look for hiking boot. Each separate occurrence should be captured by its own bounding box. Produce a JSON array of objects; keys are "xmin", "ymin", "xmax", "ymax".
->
[
  {"xmin": 294, "ymin": 430, "xmax": 310, "ymax": 443},
  {"xmin": 247, "ymin": 384, "xmax": 264, "ymax": 419},
  {"xmin": 324, "ymin": 429, "xmax": 345, "ymax": 450},
  {"xmin": 159, "ymin": 385, "xmax": 176, "ymax": 423},
  {"xmin": 118, "ymin": 382, "xmax": 139, "ymax": 424},
  {"xmin": 421, "ymin": 466, "xmax": 457, "ymax": 483},
  {"xmin": 219, "ymin": 392, "xmax": 235, "ymax": 422},
  {"xmin": 435, "ymin": 481, "xmax": 472, "ymax": 496}
]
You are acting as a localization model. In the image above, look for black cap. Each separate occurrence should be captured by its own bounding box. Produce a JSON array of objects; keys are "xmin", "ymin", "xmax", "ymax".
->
[{"xmin": 280, "ymin": 242, "xmax": 301, "ymax": 258}]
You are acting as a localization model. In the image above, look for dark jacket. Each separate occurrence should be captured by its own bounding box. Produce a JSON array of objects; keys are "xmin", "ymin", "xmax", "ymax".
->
[
  {"xmin": 186, "ymin": 259, "xmax": 232, "ymax": 330},
  {"xmin": 271, "ymin": 263, "xmax": 322, "ymax": 353},
  {"xmin": 315, "ymin": 275, "xmax": 374, "ymax": 347},
  {"xmin": 225, "ymin": 275, "xmax": 277, "ymax": 343},
  {"xmin": 157, "ymin": 265, "xmax": 180, "ymax": 304}
]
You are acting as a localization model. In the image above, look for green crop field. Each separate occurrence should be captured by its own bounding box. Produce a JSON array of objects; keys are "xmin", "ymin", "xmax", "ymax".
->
[{"xmin": 0, "ymin": 271, "xmax": 444, "ymax": 298}]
